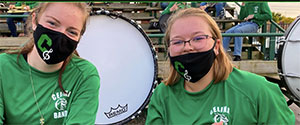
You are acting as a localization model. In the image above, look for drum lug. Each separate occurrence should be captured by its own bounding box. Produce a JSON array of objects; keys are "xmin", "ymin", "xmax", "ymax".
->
[
  {"xmin": 131, "ymin": 115, "xmax": 135, "ymax": 120},
  {"xmin": 130, "ymin": 19, "xmax": 136, "ymax": 24},
  {"xmin": 278, "ymin": 39, "xmax": 286, "ymax": 44},
  {"xmin": 95, "ymin": 9, "xmax": 110, "ymax": 15},
  {"xmin": 279, "ymin": 73, "xmax": 300, "ymax": 78}
]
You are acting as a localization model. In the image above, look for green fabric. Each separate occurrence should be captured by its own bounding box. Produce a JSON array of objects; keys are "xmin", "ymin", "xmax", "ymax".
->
[
  {"xmin": 15, "ymin": 2, "xmax": 38, "ymax": 9},
  {"xmin": 0, "ymin": 53, "xmax": 100, "ymax": 124},
  {"xmin": 161, "ymin": 2, "xmax": 191, "ymax": 15},
  {"xmin": 238, "ymin": 2, "xmax": 272, "ymax": 27},
  {"xmin": 146, "ymin": 68, "xmax": 295, "ymax": 124}
]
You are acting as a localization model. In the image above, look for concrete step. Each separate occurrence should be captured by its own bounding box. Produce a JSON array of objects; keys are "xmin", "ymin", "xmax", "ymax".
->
[{"xmin": 0, "ymin": 37, "xmax": 29, "ymax": 49}]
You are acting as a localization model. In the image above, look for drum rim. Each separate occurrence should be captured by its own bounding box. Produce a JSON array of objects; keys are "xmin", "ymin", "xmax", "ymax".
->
[
  {"xmin": 278, "ymin": 43, "xmax": 300, "ymax": 101},
  {"xmin": 90, "ymin": 9, "xmax": 158, "ymax": 124},
  {"xmin": 278, "ymin": 17, "xmax": 300, "ymax": 101},
  {"xmin": 283, "ymin": 17, "xmax": 300, "ymax": 39}
]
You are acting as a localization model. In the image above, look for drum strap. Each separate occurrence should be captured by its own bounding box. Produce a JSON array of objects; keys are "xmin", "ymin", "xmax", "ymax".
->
[{"xmin": 287, "ymin": 40, "xmax": 300, "ymax": 42}]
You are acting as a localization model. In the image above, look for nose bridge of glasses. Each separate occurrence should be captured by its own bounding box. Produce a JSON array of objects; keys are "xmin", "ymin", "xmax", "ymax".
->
[
  {"xmin": 182, "ymin": 39, "xmax": 194, "ymax": 50},
  {"xmin": 183, "ymin": 39, "xmax": 192, "ymax": 46}
]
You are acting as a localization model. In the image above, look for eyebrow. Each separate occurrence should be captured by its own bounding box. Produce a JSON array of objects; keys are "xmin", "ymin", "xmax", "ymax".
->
[
  {"xmin": 171, "ymin": 31, "xmax": 207, "ymax": 39},
  {"xmin": 46, "ymin": 15, "xmax": 61, "ymax": 25},
  {"xmin": 192, "ymin": 31, "xmax": 206, "ymax": 35},
  {"xmin": 45, "ymin": 15, "xmax": 81, "ymax": 32}
]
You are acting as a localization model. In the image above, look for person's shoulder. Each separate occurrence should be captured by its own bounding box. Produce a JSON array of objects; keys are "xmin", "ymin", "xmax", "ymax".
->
[
  {"xmin": 228, "ymin": 67, "xmax": 272, "ymax": 87},
  {"xmin": 0, "ymin": 53, "xmax": 10, "ymax": 58},
  {"xmin": 153, "ymin": 82, "xmax": 168, "ymax": 94},
  {"xmin": 69, "ymin": 55, "xmax": 99, "ymax": 76},
  {"xmin": 154, "ymin": 78, "xmax": 183, "ymax": 96},
  {"xmin": 0, "ymin": 53, "xmax": 17, "ymax": 64},
  {"xmin": 0, "ymin": 53, "xmax": 19, "ymax": 72},
  {"xmin": 226, "ymin": 68, "xmax": 278, "ymax": 96}
]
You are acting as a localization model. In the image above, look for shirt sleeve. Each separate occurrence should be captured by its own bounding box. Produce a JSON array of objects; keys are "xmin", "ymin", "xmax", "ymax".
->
[
  {"xmin": 64, "ymin": 75, "xmax": 100, "ymax": 125},
  {"xmin": 0, "ymin": 76, "xmax": 4, "ymax": 124},
  {"xmin": 253, "ymin": 3, "xmax": 272, "ymax": 21},
  {"xmin": 238, "ymin": 5, "xmax": 246, "ymax": 20},
  {"xmin": 145, "ymin": 84, "xmax": 165, "ymax": 125},
  {"xmin": 161, "ymin": 2, "xmax": 175, "ymax": 15},
  {"xmin": 14, "ymin": 2, "xmax": 21, "ymax": 7},
  {"xmin": 256, "ymin": 80, "xmax": 295, "ymax": 124}
]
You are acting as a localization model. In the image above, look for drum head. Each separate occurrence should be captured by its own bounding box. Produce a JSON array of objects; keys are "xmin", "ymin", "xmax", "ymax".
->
[
  {"xmin": 278, "ymin": 17, "xmax": 300, "ymax": 100},
  {"xmin": 77, "ymin": 11, "xmax": 158, "ymax": 124}
]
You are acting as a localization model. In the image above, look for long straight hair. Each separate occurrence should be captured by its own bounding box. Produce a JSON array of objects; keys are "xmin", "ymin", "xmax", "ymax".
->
[
  {"xmin": 163, "ymin": 8, "xmax": 233, "ymax": 85},
  {"xmin": 8, "ymin": 3, "xmax": 90, "ymax": 92}
]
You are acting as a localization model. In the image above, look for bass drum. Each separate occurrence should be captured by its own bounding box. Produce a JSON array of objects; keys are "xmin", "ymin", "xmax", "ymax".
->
[
  {"xmin": 277, "ymin": 16, "xmax": 300, "ymax": 101},
  {"xmin": 77, "ymin": 10, "xmax": 158, "ymax": 124}
]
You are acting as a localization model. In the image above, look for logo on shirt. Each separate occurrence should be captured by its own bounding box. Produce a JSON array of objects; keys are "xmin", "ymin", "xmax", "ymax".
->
[
  {"xmin": 254, "ymin": 6, "xmax": 259, "ymax": 13},
  {"xmin": 55, "ymin": 98, "xmax": 67, "ymax": 111},
  {"xmin": 51, "ymin": 90, "xmax": 71, "ymax": 119},
  {"xmin": 104, "ymin": 104, "xmax": 128, "ymax": 119},
  {"xmin": 210, "ymin": 106, "xmax": 230, "ymax": 125}
]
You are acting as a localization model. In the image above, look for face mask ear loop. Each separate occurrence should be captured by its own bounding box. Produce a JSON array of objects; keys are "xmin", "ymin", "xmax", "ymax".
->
[{"xmin": 209, "ymin": 39, "xmax": 217, "ymax": 51}]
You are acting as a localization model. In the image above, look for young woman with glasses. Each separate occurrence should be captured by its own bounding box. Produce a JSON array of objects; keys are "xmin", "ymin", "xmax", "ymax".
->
[{"xmin": 146, "ymin": 8, "xmax": 295, "ymax": 125}]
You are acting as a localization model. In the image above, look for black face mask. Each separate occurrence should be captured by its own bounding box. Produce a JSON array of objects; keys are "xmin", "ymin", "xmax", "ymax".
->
[
  {"xmin": 169, "ymin": 41, "xmax": 216, "ymax": 83},
  {"xmin": 33, "ymin": 24, "xmax": 78, "ymax": 64}
]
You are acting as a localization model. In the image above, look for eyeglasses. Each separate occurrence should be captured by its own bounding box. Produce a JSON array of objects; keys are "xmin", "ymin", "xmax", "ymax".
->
[{"xmin": 169, "ymin": 35, "xmax": 215, "ymax": 52}]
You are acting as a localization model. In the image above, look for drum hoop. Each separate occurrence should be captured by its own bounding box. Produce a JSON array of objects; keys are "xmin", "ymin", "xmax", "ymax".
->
[
  {"xmin": 284, "ymin": 16, "xmax": 300, "ymax": 39},
  {"xmin": 90, "ymin": 9, "xmax": 159, "ymax": 124},
  {"xmin": 278, "ymin": 17, "xmax": 300, "ymax": 101}
]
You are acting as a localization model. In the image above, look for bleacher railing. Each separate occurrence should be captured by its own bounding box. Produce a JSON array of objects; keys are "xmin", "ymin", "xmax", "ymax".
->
[{"xmin": 148, "ymin": 32, "xmax": 285, "ymax": 61}]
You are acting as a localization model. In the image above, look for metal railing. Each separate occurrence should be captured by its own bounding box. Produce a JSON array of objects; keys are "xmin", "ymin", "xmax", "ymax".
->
[
  {"xmin": 0, "ymin": 8, "xmax": 287, "ymax": 61},
  {"xmin": 148, "ymin": 32, "xmax": 285, "ymax": 60},
  {"xmin": 0, "ymin": 15, "xmax": 28, "ymax": 18}
]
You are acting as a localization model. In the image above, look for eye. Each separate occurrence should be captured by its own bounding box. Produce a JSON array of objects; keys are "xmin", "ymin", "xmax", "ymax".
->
[
  {"xmin": 47, "ymin": 21, "xmax": 57, "ymax": 27},
  {"xmin": 171, "ymin": 40, "xmax": 184, "ymax": 45},
  {"xmin": 193, "ymin": 36, "xmax": 206, "ymax": 41},
  {"xmin": 68, "ymin": 30, "xmax": 78, "ymax": 36}
]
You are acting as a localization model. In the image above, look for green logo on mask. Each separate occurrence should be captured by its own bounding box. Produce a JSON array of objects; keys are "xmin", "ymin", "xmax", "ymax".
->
[
  {"xmin": 38, "ymin": 34, "xmax": 52, "ymax": 52},
  {"xmin": 174, "ymin": 61, "xmax": 185, "ymax": 75}
]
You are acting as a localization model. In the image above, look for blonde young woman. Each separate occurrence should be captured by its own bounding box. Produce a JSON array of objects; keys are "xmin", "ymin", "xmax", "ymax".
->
[
  {"xmin": 146, "ymin": 8, "xmax": 295, "ymax": 124},
  {"xmin": 0, "ymin": 3, "xmax": 100, "ymax": 124}
]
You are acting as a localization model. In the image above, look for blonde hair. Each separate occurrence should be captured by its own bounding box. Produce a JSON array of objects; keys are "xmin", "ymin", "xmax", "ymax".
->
[
  {"xmin": 10, "ymin": 2, "xmax": 90, "ymax": 92},
  {"xmin": 163, "ymin": 8, "xmax": 233, "ymax": 85}
]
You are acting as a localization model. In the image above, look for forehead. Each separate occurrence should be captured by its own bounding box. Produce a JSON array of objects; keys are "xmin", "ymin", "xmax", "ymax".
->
[
  {"xmin": 170, "ymin": 16, "xmax": 211, "ymax": 37},
  {"xmin": 43, "ymin": 3, "xmax": 83, "ymax": 15},
  {"xmin": 41, "ymin": 3, "xmax": 84, "ymax": 28}
]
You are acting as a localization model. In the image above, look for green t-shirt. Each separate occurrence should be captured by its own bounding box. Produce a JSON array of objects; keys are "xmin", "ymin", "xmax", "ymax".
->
[
  {"xmin": 239, "ymin": 2, "xmax": 272, "ymax": 27},
  {"xmin": 0, "ymin": 53, "xmax": 100, "ymax": 124},
  {"xmin": 161, "ymin": 2, "xmax": 191, "ymax": 15},
  {"xmin": 15, "ymin": 2, "xmax": 38, "ymax": 9},
  {"xmin": 146, "ymin": 68, "xmax": 295, "ymax": 124}
]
